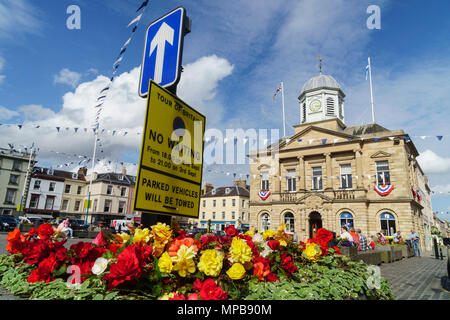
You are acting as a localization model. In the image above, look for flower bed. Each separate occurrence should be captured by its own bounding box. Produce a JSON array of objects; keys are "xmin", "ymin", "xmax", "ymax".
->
[{"xmin": 0, "ymin": 223, "xmax": 394, "ymax": 300}]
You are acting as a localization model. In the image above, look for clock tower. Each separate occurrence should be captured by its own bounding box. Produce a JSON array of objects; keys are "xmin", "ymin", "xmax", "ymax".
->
[{"xmin": 298, "ymin": 71, "xmax": 345, "ymax": 125}]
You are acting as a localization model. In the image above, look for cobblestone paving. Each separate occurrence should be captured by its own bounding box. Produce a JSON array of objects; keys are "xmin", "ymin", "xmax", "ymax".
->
[{"xmin": 380, "ymin": 252, "xmax": 449, "ymax": 300}]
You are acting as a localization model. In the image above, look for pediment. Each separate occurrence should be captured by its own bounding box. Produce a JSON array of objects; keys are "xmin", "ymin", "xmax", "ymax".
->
[
  {"xmin": 297, "ymin": 192, "xmax": 333, "ymax": 203},
  {"xmin": 280, "ymin": 126, "xmax": 354, "ymax": 151},
  {"xmin": 370, "ymin": 151, "xmax": 392, "ymax": 158}
]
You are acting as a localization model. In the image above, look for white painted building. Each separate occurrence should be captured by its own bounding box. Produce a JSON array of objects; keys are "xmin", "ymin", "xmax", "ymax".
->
[{"xmin": 25, "ymin": 167, "xmax": 65, "ymax": 218}]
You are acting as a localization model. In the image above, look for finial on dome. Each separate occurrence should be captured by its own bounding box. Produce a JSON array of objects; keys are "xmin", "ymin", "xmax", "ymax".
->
[{"xmin": 318, "ymin": 56, "xmax": 323, "ymax": 74}]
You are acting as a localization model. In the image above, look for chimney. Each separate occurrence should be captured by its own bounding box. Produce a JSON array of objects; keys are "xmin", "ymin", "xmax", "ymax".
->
[
  {"xmin": 234, "ymin": 179, "xmax": 247, "ymax": 189},
  {"xmin": 121, "ymin": 167, "xmax": 127, "ymax": 176},
  {"xmin": 204, "ymin": 183, "xmax": 214, "ymax": 195},
  {"xmin": 78, "ymin": 166, "xmax": 88, "ymax": 176}
]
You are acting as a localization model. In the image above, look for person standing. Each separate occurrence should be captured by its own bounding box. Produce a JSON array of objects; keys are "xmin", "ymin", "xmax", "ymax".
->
[
  {"xmin": 393, "ymin": 231, "xmax": 403, "ymax": 243},
  {"xmin": 357, "ymin": 229, "xmax": 368, "ymax": 251},
  {"xmin": 409, "ymin": 229, "xmax": 421, "ymax": 257}
]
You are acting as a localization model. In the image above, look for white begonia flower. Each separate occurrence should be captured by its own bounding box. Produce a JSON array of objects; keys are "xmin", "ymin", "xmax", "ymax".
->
[{"xmin": 92, "ymin": 257, "xmax": 109, "ymax": 275}]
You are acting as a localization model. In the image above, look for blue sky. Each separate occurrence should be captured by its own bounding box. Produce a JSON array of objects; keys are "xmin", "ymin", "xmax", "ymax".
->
[{"xmin": 0, "ymin": 0, "xmax": 449, "ymax": 220}]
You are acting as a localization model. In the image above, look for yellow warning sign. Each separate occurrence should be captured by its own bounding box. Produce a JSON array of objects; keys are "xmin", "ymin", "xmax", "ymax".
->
[{"xmin": 133, "ymin": 80, "xmax": 205, "ymax": 218}]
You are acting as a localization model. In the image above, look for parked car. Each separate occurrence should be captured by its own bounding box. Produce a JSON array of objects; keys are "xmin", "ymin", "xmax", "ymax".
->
[
  {"xmin": 186, "ymin": 228, "xmax": 208, "ymax": 237},
  {"xmin": 0, "ymin": 215, "xmax": 18, "ymax": 231}
]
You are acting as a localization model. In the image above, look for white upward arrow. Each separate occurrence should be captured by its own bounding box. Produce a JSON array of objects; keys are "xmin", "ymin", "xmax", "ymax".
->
[{"xmin": 150, "ymin": 22, "xmax": 174, "ymax": 84}]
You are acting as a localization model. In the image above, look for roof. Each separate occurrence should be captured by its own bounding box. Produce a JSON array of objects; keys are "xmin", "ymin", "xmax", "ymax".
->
[
  {"xmin": 202, "ymin": 186, "xmax": 249, "ymax": 198},
  {"xmin": 301, "ymin": 73, "xmax": 341, "ymax": 92},
  {"xmin": 32, "ymin": 167, "xmax": 74, "ymax": 182},
  {"xmin": 93, "ymin": 172, "xmax": 136, "ymax": 186},
  {"xmin": 343, "ymin": 123, "xmax": 390, "ymax": 136}
]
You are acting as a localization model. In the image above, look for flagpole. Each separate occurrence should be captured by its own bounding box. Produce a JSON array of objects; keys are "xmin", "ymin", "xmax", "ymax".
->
[
  {"xmin": 281, "ymin": 81, "xmax": 286, "ymax": 137},
  {"xmin": 85, "ymin": 124, "xmax": 98, "ymax": 226},
  {"xmin": 368, "ymin": 57, "xmax": 375, "ymax": 124}
]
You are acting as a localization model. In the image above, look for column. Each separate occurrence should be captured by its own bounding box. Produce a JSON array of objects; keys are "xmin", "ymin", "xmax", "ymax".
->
[
  {"xmin": 325, "ymin": 152, "xmax": 332, "ymax": 189},
  {"xmin": 297, "ymin": 156, "xmax": 305, "ymax": 191},
  {"xmin": 354, "ymin": 149, "xmax": 363, "ymax": 188}
]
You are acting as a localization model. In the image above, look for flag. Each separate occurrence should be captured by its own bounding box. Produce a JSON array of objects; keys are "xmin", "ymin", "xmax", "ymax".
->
[
  {"xmin": 121, "ymin": 37, "xmax": 132, "ymax": 50},
  {"xmin": 365, "ymin": 63, "xmax": 369, "ymax": 80},
  {"xmin": 273, "ymin": 83, "xmax": 282, "ymax": 101},
  {"xmin": 136, "ymin": 0, "xmax": 149, "ymax": 12},
  {"xmin": 127, "ymin": 13, "xmax": 143, "ymax": 28}
]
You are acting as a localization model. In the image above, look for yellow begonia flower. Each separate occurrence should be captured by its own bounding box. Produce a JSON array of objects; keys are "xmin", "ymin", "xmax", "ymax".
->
[
  {"xmin": 171, "ymin": 245, "xmax": 197, "ymax": 277},
  {"xmin": 151, "ymin": 223, "xmax": 172, "ymax": 245},
  {"xmin": 279, "ymin": 239, "xmax": 287, "ymax": 247},
  {"xmin": 197, "ymin": 249, "xmax": 223, "ymax": 277},
  {"xmin": 133, "ymin": 228, "xmax": 151, "ymax": 244},
  {"xmin": 158, "ymin": 252, "xmax": 173, "ymax": 274},
  {"xmin": 262, "ymin": 229, "xmax": 275, "ymax": 241},
  {"xmin": 303, "ymin": 243, "xmax": 322, "ymax": 262},
  {"xmin": 119, "ymin": 233, "xmax": 130, "ymax": 242},
  {"xmin": 230, "ymin": 237, "xmax": 252, "ymax": 264},
  {"xmin": 158, "ymin": 292, "xmax": 175, "ymax": 300},
  {"xmin": 245, "ymin": 228, "xmax": 255, "ymax": 237},
  {"xmin": 226, "ymin": 263, "xmax": 246, "ymax": 280}
]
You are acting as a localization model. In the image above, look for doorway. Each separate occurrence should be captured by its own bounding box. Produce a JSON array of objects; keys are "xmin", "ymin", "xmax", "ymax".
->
[{"xmin": 309, "ymin": 211, "xmax": 322, "ymax": 239}]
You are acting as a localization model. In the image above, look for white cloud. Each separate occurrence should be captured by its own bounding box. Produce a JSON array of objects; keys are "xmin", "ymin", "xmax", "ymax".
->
[
  {"xmin": 417, "ymin": 150, "xmax": 450, "ymax": 174},
  {"xmin": 53, "ymin": 68, "xmax": 82, "ymax": 88},
  {"xmin": 0, "ymin": 105, "xmax": 19, "ymax": 120},
  {"xmin": 0, "ymin": 55, "xmax": 233, "ymax": 172},
  {"xmin": 0, "ymin": 0, "xmax": 43, "ymax": 39},
  {"xmin": 178, "ymin": 55, "xmax": 234, "ymax": 127}
]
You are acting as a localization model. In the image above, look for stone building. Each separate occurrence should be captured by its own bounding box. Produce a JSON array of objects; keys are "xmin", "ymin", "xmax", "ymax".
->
[
  {"xmin": 249, "ymin": 72, "xmax": 427, "ymax": 247},
  {"xmin": 59, "ymin": 167, "xmax": 88, "ymax": 220},
  {"xmin": 0, "ymin": 147, "xmax": 35, "ymax": 217},
  {"xmin": 191, "ymin": 180, "xmax": 250, "ymax": 231}
]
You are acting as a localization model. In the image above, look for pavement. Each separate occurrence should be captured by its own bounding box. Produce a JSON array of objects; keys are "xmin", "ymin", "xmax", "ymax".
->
[
  {"xmin": 379, "ymin": 251, "xmax": 450, "ymax": 300},
  {"xmin": 0, "ymin": 231, "xmax": 449, "ymax": 300}
]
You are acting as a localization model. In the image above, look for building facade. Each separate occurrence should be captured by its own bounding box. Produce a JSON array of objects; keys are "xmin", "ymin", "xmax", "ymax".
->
[
  {"xmin": 84, "ymin": 170, "xmax": 135, "ymax": 225},
  {"xmin": 415, "ymin": 166, "xmax": 433, "ymax": 251},
  {"xmin": 59, "ymin": 167, "xmax": 88, "ymax": 220},
  {"xmin": 0, "ymin": 148, "xmax": 35, "ymax": 216},
  {"xmin": 192, "ymin": 180, "xmax": 250, "ymax": 231},
  {"xmin": 249, "ymin": 72, "xmax": 427, "ymax": 248}
]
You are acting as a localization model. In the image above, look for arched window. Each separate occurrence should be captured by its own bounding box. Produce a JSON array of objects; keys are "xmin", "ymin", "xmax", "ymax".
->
[
  {"xmin": 260, "ymin": 213, "xmax": 270, "ymax": 231},
  {"xmin": 380, "ymin": 213, "xmax": 396, "ymax": 236},
  {"xmin": 340, "ymin": 212, "xmax": 354, "ymax": 229},
  {"xmin": 326, "ymin": 97, "xmax": 334, "ymax": 115},
  {"xmin": 284, "ymin": 212, "xmax": 295, "ymax": 233}
]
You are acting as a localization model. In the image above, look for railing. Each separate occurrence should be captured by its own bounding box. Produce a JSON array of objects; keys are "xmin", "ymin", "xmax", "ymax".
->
[
  {"xmin": 334, "ymin": 189, "xmax": 355, "ymax": 199},
  {"xmin": 279, "ymin": 192, "xmax": 297, "ymax": 202}
]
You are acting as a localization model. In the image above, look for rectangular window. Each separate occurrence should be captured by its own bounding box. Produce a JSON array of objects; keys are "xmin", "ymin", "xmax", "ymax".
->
[
  {"xmin": 202, "ymin": 200, "xmax": 206, "ymax": 207},
  {"xmin": 212, "ymin": 212, "xmax": 216, "ymax": 219},
  {"xmin": 61, "ymin": 199, "xmax": 69, "ymax": 211},
  {"xmin": 222, "ymin": 199, "xmax": 226, "ymax": 207},
  {"xmin": 248, "ymin": 212, "xmax": 250, "ymax": 221},
  {"xmin": 213, "ymin": 200, "xmax": 216, "ymax": 207},
  {"xmin": 376, "ymin": 161, "xmax": 391, "ymax": 185},
  {"xmin": 5, "ymin": 189, "xmax": 16, "ymax": 204},
  {"xmin": 104, "ymin": 200, "xmax": 112, "ymax": 212},
  {"xmin": 242, "ymin": 212, "xmax": 245, "ymax": 220},
  {"xmin": 44, "ymin": 196, "xmax": 54, "ymax": 210},
  {"xmin": 107, "ymin": 185, "xmax": 113, "ymax": 195},
  {"xmin": 242, "ymin": 200, "xmax": 245, "ymax": 208},
  {"xmin": 232, "ymin": 199, "xmax": 236, "ymax": 206},
  {"xmin": 261, "ymin": 172, "xmax": 269, "ymax": 190},
  {"xmin": 33, "ymin": 180, "xmax": 41, "ymax": 190},
  {"xmin": 118, "ymin": 201, "xmax": 126, "ymax": 214},
  {"xmin": 202, "ymin": 212, "xmax": 205, "ymax": 219},
  {"xmin": 65, "ymin": 184, "xmax": 71, "ymax": 193},
  {"xmin": 77, "ymin": 186, "xmax": 82, "ymax": 195},
  {"xmin": 93, "ymin": 199, "xmax": 98, "ymax": 212},
  {"xmin": 232, "ymin": 211, "xmax": 235, "ymax": 219},
  {"xmin": 49, "ymin": 182, "xmax": 56, "ymax": 192},
  {"xmin": 121, "ymin": 187, "xmax": 126, "ymax": 197},
  {"xmin": 12, "ymin": 161, "xmax": 21, "ymax": 171},
  {"xmin": 222, "ymin": 212, "xmax": 225, "ymax": 219},
  {"xmin": 340, "ymin": 164, "xmax": 353, "ymax": 189},
  {"xmin": 286, "ymin": 169, "xmax": 296, "ymax": 192},
  {"xmin": 312, "ymin": 167, "xmax": 322, "ymax": 190},
  {"xmin": 74, "ymin": 200, "xmax": 81, "ymax": 211},
  {"xmin": 9, "ymin": 174, "xmax": 19, "ymax": 185},
  {"xmin": 30, "ymin": 194, "xmax": 40, "ymax": 208}
]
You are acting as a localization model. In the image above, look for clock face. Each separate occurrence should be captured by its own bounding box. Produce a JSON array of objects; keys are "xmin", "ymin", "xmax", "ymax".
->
[{"xmin": 309, "ymin": 99, "xmax": 322, "ymax": 112}]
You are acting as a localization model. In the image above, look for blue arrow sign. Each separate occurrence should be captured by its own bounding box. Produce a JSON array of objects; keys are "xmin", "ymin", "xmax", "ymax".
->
[{"xmin": 139, "ymin": 7, "xmax": 187, "ymax": 97}]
